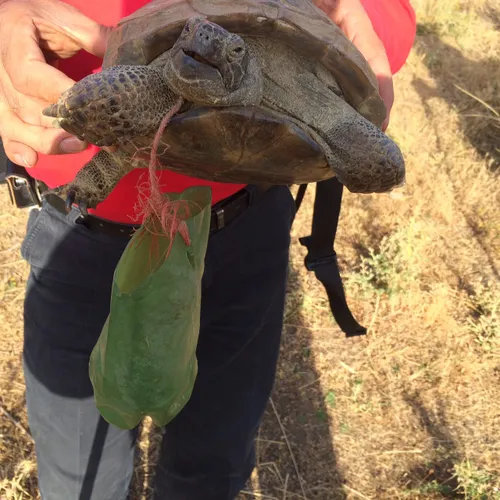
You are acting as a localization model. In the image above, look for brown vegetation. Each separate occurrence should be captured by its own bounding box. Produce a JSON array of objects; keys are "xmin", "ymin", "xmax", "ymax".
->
[{"xmin": 1, "ymin": 0, "xmax": 499, "ymax": 498}]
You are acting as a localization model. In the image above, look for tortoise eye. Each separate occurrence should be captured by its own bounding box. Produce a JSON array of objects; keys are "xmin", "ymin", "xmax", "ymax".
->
[
  {"xmin": 229, "ymin": 45, "xmax": 245, "ymax": 59},
  {"xmin": 228, "ymin": 34, "xmax": 246, "ymax": 58}
]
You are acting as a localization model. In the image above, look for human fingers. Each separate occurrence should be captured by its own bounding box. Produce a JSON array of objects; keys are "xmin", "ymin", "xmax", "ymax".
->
[{"xmin": 0, "ymin": 105, "xmax": 88, "ymax": 166}]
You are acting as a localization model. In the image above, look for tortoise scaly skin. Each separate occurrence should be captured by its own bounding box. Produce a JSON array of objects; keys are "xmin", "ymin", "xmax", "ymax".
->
[{"xmin": 43, "ymin": 2, "xmax": 405, "ymax": 211}]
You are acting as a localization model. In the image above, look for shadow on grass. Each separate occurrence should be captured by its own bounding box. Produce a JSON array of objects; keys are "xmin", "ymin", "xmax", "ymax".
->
[
  {"xmin": 402, "ymin": 392, "xmax": 464, "ymax": 498},
  {"xmin": 131, "ymin": 260, "xmax": 348, "ymax": 500},
  {"xmin": 412, "ymin": 30, "xmax": 500, "ymax": 171},
  {"xmin": 248, "ymin": 260, "xmax": 347, "ymax": 500},
  {"xmin": 411, "ymin": 31, "xmax": 500, "ymax": 283},
  {"xmin": 481, "ymin": 1, "xmax": 500, "ymax": 31}
]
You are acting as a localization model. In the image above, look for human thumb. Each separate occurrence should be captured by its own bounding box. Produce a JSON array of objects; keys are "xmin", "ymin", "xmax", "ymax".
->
[{"xmin": 34, "ymin": 0, "xmax": 112, "ymax": 59}]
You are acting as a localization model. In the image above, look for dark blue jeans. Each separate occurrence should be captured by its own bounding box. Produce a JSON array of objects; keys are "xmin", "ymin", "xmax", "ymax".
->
[{"xmin": 20, "ymin": 185, "xmax": 296, "ymax": 500}]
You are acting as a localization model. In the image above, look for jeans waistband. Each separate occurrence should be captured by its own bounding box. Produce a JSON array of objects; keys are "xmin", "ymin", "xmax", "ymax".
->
[{"xmin": 42, "ymin": 184, "xmax": 273, "ymax": 239}]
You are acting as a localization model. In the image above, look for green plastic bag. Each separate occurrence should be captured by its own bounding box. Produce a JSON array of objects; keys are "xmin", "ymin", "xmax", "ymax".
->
[{"xmin": 89, "ymin": 185, "xmax": 212, "ymax": 430}]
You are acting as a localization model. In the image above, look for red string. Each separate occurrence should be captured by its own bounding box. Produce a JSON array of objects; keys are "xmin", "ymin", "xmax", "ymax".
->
[{"xmin": 135, "ymin": 98, "xmax": 192, "ymax": 260}]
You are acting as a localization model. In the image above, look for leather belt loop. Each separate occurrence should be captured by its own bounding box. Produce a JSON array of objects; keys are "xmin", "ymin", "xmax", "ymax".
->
[{"xmin": 215, "ymin": 207, "xmax": 225, "ymax": 230}]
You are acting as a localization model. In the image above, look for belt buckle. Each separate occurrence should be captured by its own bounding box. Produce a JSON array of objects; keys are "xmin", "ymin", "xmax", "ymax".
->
[
  {"xmin": 215, "ymin": 207, "xmax": 225, "ymax": 230},
  {"xmin": 5, "ymin": 167, "xmax": 42, "ymax": 209}
]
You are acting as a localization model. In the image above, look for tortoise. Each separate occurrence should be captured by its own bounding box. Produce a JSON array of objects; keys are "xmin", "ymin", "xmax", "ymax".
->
[{"xmin": 43, "ymin": 0, "xmax": 405, "ymax": 211}]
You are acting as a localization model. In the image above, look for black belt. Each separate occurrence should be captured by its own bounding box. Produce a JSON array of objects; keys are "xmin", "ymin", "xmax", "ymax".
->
[
  {"xmin": 43, "ymin": 184, "xmax": 271, "ymax": 239},
  {"xmin": 4, "ymin": 153, "xmax": 368, "ymax": 339}
]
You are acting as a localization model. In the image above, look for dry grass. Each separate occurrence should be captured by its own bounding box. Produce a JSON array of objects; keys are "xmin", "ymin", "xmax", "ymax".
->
[{"xmin": 1, "ymin": 0, "xmax": 500, "ymax": 498}]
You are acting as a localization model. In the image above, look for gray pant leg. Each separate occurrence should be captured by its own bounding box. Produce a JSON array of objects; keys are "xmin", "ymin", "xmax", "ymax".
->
[
  {"xmin": 21, "ymin": 203, "xmax": 137, "ymax": 500},
  {"xmin": 24, "ymin": 362, "xmax": 137, "ymax": 500}
]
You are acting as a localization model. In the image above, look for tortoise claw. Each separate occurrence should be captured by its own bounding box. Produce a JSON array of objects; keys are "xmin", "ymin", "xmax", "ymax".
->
[
  {"xmin": 42, "ymin": 104, "xmax": 59, "ymax": 118},
  {"xmin": 65, "ymin": 190, "xmax": 76, "ymax": 212},
  {"xmin": 78, "ymin": 199, "xmax": 89, "ymax": 217},
  {"xmin": 64, "ymin": 188, "xmax": 94, "ymax": 216}
]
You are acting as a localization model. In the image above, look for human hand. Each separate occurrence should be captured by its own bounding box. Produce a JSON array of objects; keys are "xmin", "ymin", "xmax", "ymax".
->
[
  {"xmin": 0, "ymin": 0, "xmax": 110, "ymax": 168},
  {"xmin": 314, "ymin": 0, "xmax": 394, "ymax": 131}
]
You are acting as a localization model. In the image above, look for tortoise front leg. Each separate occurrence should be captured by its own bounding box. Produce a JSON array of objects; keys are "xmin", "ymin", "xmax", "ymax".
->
[
  {"xmin": 48, "ymin": 150, "xmax": 140, "ymax": 212},
  {"xmin": 318, "ymin": 94, "xmax": 406, "ymax": 194},
  {"xmin": 43, "ymin": 65, "xmax": 181, "ymax": 147}
]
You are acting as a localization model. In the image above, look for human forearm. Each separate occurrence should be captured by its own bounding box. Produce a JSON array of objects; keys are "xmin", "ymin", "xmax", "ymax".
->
[
  {"xmin": 311, "ymin": 0, "xmax": 394, "ymax": 130},
  {"xmin": 0, "ymin": 0, "xmax": 109, "ymax": 166}
]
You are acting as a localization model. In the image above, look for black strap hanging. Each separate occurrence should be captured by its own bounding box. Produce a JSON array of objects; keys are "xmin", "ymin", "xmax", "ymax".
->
[{"xmin": 296, "ymin": 178, "xmax": 367, "ymax": 338}]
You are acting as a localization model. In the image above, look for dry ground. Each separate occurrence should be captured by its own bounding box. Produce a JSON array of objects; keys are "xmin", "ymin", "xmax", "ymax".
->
[{"xmin": 1, "ymin": 0, "xmax": 500, "ymax": 498}]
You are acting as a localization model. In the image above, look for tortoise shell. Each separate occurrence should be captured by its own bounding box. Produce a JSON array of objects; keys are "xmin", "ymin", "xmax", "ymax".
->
[{"xmin": 101, "ymin": 0, "xmax": 387, "ymax": 185}]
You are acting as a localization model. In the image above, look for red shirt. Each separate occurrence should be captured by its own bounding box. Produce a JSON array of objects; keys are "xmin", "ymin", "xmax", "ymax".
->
[{"xmin": 29, "ymin": 0, "xmax": 416, "ymax": 224}]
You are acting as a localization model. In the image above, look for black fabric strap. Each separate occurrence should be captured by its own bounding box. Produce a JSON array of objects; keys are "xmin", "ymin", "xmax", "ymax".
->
[
  {"xmin": 295, "ymin": 183, "xmax": 308, "ymax": 212},
  {"xmin": 298, "ymin": 178, "xmax": 367, "ymax": 338}
]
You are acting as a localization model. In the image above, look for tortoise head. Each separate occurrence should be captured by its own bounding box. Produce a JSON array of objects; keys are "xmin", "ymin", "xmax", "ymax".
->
[{"xmin": 164, "ymin": 17, "xmax": 262, "ymax": 106}]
